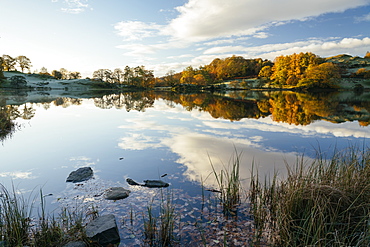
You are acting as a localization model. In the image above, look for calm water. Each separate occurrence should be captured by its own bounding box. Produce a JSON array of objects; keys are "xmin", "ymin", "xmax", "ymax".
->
[{"xmin": 1, "ymin": 90, "xmax": 370, "ymax": 244}]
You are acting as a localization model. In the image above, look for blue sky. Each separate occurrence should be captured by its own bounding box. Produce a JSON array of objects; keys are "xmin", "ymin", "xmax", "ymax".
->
[{"xmin": 1, "ymin": 0, "xmax": 370, "ymax": 77}]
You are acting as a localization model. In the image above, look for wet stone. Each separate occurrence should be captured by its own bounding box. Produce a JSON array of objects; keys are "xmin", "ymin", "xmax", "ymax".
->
[
  {"xmin": 105, "ymin": 187, "xmax": 130, "ymax": 200},
  {"xmin": 86, "ymin": 214, "xmax": 120, "ymax": 246},
  {"xmin": 66, "ymin": 167, "xmax": 93, "ymax": 183},
  {"xmin": 143, "ymin": 179, "xmax": 169, "ymax": 188}
]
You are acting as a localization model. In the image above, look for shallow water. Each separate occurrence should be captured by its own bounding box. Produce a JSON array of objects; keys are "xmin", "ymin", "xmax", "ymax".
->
[{"xmin": 1, "ymin": 91, "xmax": 369, "ymax": 245}]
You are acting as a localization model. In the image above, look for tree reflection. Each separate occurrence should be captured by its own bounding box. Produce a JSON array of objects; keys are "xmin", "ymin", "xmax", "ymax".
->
[
  {"xmin": 93, "ymin": 92, "xmax": 155, "ymax": 112},
  {"xmin": 1, "ymin": 90, "xmax": 370, "ymax": 137},
  {"xmin": 0, "ymin": 106, "xmax": 20, "ymax": 142}
]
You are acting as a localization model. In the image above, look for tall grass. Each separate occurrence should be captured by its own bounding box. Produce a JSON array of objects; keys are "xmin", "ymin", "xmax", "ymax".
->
[
  {"xmin": 209, "ymin": 149, "xmax": 242, "ymax": 217},
  {"xmin": 0, "ymin": 184, "xmax": 34, "ymax": 246},
  {"xmin": 250, "ymin": 146, "xmax": 370, "ymax": 246},
  {"xmin": 143, "ymin": 193, "xmax": 179, "ymax": 246},
  {"xmin": 0, "ymin": 184, "xmax": 98, "ymax": 246}
]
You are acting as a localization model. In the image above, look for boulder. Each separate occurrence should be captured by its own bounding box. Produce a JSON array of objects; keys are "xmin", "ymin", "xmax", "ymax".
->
[
  {"xmin": 66, "ymin": 167, "xmax": 93, "ymax": 183},
  {"xmin": 86, "ymin": 214, "xmax": 120, "ymax": 246},
  {"xmin": 105, "ymin": 187, "xmax": 130, "ymax": 200},
  {"xmin": 143, "ymin": 179, "xmax": 169, "ymax": 188}
]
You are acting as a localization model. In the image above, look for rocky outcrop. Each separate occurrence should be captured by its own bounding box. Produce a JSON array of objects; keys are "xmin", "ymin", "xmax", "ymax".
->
[
  {"xmin": 66, "ymin": 167, "xmax": 93, "ymax": 183},
  {"xmin": 86, "ymin": 214, "xmax": 120, "ymax": 246},
  {"xmin": 105, "ymin": 187, "xmax": 130, "ymax": 200}
]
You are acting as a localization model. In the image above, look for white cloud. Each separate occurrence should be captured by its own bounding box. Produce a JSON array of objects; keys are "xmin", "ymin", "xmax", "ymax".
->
[
  {"xmin": 0, "ymin": 171, "xmax": 35, "ymax": 179},
  {"xmin": 114, "ymin": 21, "xmax": 163, "ymax": 41},
  {"xmin": 356, "ymin": 12, "xmax": 370, "ymax": 21},
  {"xmin": 163, "ymin": 0, "xmax": 370, "ymax": 42},
  {"xmin": 57, "ymin": 0, "xmax": 90, "ymax": 14},
  {"xmin": 201, "ymin": 37, "xmax": 370, "ymax": 59}
]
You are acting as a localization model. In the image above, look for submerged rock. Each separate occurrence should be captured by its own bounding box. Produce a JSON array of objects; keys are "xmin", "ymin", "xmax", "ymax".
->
[
  {"xmin": 126, "ymin": 178, "xmax": 141, "ymax": 186},
  {"xmin": 63, "ymin": 241, "xmax": 86, "ymax": 247},
  {"xmin": 66, "ymin": 167, "xmax": 93, "ymax": 183},
  {"xmin": 86, "ymin": 214, "xmax": 120, "ymax": 246},
  {"xmin": 105, "ymin": 187, "xmax": 130, "ymax": 200},
  {"xmin": 143, "ymin": 180, "xmax": 169, "ymax": 188},
  {"xmin": 126, "ymin": 178, "xmax": 169, "ymax": 188}
]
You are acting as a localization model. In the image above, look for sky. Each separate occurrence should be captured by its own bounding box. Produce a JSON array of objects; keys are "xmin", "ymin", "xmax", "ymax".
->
[{"xmin": 1, "ymin": 0, "xmax": 370, "ymax": 78}]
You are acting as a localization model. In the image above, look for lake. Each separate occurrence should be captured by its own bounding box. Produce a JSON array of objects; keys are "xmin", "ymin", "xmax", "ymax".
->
[{"xmin": 1, "ymin": 90, "xmax": 370, "ymax": 245}]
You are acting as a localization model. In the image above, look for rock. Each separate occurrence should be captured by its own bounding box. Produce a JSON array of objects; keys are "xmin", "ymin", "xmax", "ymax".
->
[
  {"xmin": 126, "ymin": 178, "xmax": 169, "ymax": 188},
  {"xmin": 143, "ymin": 179, "xmax": 169, "ymax": 188},
  {"xmin": 86, "ymin": 214, "xmax": 120, "ymax": 246},
  {"xmin": 126, "ymin": 178, "xmax": 141, "ymax": 186},
  {"xmin": 63, "ymin": 241, "xmax": 86, "ymax": 247},
  {"xmin": 105, "ymin": 187, "xmax": 130, "ymax": 200},
  {"xmin": 66, "ymin": 167, "xmax": 93, "ymax": 183}
]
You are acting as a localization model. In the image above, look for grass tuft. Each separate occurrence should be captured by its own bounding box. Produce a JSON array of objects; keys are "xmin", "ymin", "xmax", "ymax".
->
[
  {"xmin": 209, "ymin": 148, "xmax": 242, "ymax": 217},
  {"xmin": 250, "ymin": 145, "xmax": 370, "ymax": 246}
]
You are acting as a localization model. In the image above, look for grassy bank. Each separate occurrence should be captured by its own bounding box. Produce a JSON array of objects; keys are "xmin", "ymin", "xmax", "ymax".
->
[
  {"xmin": 0, "ymin": 185, "xmax": 99, "ymax": 246},
  {"xmin": 250, "ymin": 146, "xmax": 370, "ymax": 246}
]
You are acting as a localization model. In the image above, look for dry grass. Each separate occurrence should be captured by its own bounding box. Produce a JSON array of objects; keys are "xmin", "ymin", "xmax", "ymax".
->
[{"xmin": 250, "ymin": 146, "xmax": 370, "ymax": 246}]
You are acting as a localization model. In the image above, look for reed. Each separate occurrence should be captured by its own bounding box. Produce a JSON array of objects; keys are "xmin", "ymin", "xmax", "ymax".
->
[
  {"xmin": 0, "ymin": 184, "xmax": 98, "ymax": 246},
  {"xmin": 209, "ymin": 149, "xmax": 242, "ymax": 217},
  {"xmin": 0, "ymin": 184, "xmax": 34, "ymax": 246},
  {"xmin": 250, "ymin": 146, "xmax": 370, "ymax": 246},
  {"xmin": 143, "ymin": 193, "xmax": 179, "ymax": 246}
]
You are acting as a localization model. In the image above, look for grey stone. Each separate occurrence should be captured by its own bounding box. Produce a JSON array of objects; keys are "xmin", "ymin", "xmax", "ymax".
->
[
  {"xmin": 105, "ymin": 187, "xmax": 130, "ymax": 200},
  {"xmin": 63, "ymin": 241, "xmax": 86, "ymax": 247},
  {"xmin": 66, "ymin": 167, "xmax": 93, "ymax": 183},
  {"xmin": 143, "ymin": 179, "xmax": 169, "ymax": 188},
  {"xmin": 126, "ymin": 178, "xmax": 140, "ymax": 186},
  {"xmin": 126, "ymin": 178, "xmax": 169, "ymax": 188},
  {"xmin": 86, "ymin": 214, "xmax": 120, "ymax": 246}
]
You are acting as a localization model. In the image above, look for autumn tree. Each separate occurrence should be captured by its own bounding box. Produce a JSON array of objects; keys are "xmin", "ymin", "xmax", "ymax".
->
[
  {"xmin": 2, "ymin": 55, "xmax": 16, "ymax": 71},
  {"xmin": 15, "ymin": 55, "xmax": 32, "ymax": 73},
  {"xmin": 365, "ymin": 51, "xmax": 370, "ymax": 59},
  {"xmin": 163, "ymin": 70, "xmax": 178, "ymax": 87},
  {"xmin": 93, "ymin": 69, "xmax": 112, "ymax": 82},
  {"xmin": 51, "ymin": 70, "xmax": 63, "ymax": 79},
  {"xmin": 112, "ymin": 68, "xmax": 124, "ymax": 84},
  {"xmin": 39, "ymin": 67, "xmax": 50, "ymax": 75},
  {"xmin": 69, "ymin": 71, "xmax": 81, "ymax": 79},
  {"xmin": 180, "ymin": 66, "xmax": 196, "ymax": 84},
  {"xmin": 270, "ymin": 52, "xmax": 321, "ymax": 86},
  {"xmin": 298, "ymin": 62, "xmax": 340, "ymax": 88},
  {"xmin": 0, "ymin": 57, "xmax": 5, "ymax": 80},
  {"xmin": 258, "ymin": 65, "xmax": 272, "ymax": 79},
  {"xmin": 60, "ymin": 68, "xmax": 69, "ymax": 79}
]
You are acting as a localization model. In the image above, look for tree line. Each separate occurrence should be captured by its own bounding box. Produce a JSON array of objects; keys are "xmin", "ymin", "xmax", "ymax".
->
[
  {"xmin": 0, "ymin": 54, "xmax": 81, "ymax": 81},
  {"xmin": 2, "ymin": 51, "xmax": 370, "ymax": 89}
]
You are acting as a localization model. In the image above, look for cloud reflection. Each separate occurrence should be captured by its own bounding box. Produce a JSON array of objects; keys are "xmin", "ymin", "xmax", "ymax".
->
[
  {"xmin": 116, "ymin": 100, "xmax": 369, "ymax": 188},
  {"xmin": 0, "ymin": 171, "xmax": 36, "ymax": 179}
]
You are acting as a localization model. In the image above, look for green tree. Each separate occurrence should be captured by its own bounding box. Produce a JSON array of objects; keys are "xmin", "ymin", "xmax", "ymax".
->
[{"xmin": 15, "ymin": 55, "xmax": 32, "ymax": 73}]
